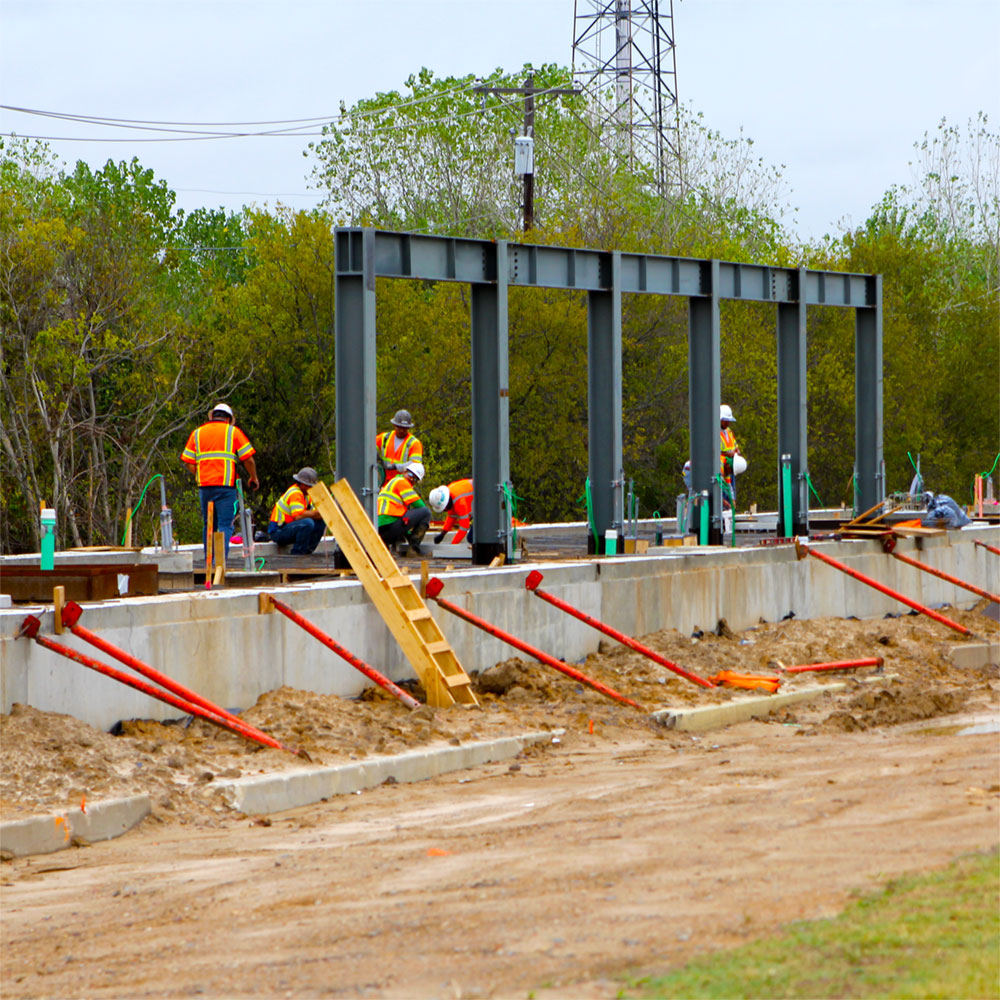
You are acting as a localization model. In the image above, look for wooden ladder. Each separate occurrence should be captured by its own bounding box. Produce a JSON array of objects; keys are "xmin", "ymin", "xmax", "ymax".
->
[{"xmin": 308, "ymin": 479, "xmax": 478, "ymax": 708}]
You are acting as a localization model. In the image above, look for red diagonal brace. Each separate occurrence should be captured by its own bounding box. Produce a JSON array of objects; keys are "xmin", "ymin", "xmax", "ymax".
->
[
  {"xmin": 974, "ymin": 539, "xmax": 1000, "ymax": 557},
  {"xmin": 17, "ymin": 615, "xmax": 299, "ymax": 755},
  {"xmin": 891, "ymin": 551, "xmax": 999, "ymax": 605},
  {"xmin": 794, "ymin": 539, "xmax": 971, "ymax": 636},
  {"xmin": 424, "ymin": 577, "xmax": 645, "ymax": 711},
  {"xmin": 263, "ymin": 595, "xmax": 419, "ymax": 710},
  {"xmin": 524, "ymin": 570, "xmax": 714, "ymax": 689},
  {"xmin": 59, "ymin": 601, "xmax": 273, "ymax": 741}
]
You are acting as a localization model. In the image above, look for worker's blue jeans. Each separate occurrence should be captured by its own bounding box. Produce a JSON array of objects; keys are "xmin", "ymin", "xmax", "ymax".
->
[
  {"xmin": 199, "ymin": 485, "xmax": 237, "ymax": 559},
  {"xmin": 268, "ymin": 517, "xmax": 325, "ymax": 555}
]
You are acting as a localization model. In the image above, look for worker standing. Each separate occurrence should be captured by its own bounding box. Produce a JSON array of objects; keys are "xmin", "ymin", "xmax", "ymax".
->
[
  {"xmin": 181, "ymin": 402, "xmax": 258, "ymax": 558},
  {"xmin": 719, "ymin": 404, "xmax": 742, "ymax": 509},
  {"xmin": 376, "ymin": 409, "xmax": 423, "ymax": 485},
  {"xmin": 377, "ymin": 462, "xmax": 431, "ymax": 555},
  {"xmin": 267, "ymin": 468, "xmax": 326, "ymax": 554},
  {"xmin": 428, "ymin": 479, "xmax": 474, "ymax": 544}
]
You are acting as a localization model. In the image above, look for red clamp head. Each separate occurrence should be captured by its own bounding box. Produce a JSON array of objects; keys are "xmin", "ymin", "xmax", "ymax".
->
[
  {"xmin": 60, "ymin": 600, "xmax": 84, "ymax": 629},
  {"xmin": 17, "ymin": 615, "xmax": 41, "ymax": 639},
  {"xmin": 525, "ymin": 570, "xmax": 544, "ymax": 592},
  {"xmin": 424, "ymin": 577, "xmax": 445, "ymax": 600}
]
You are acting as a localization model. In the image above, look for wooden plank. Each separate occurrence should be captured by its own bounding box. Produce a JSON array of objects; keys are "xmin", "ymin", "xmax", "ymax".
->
[
  {"xmin": 893, "ymin": 525, "xmax": 947, "ymax": 538},
  {"xmin": 53, "ymin": 586, "xmax": 65, "ymax": 634},
  {"xmin": 308, "ymin": 480, "xmax": 478, "ymax": 708}
]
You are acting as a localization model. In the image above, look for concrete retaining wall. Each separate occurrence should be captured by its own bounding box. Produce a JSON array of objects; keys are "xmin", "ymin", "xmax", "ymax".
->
[{"xmin": 2, "ymin": 528, "xmax": 996, "ymax": 730}]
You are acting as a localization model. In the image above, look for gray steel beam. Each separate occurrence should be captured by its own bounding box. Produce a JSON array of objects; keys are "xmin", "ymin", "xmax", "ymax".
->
[
  {"xmin": 470, "ymin": 243, "xmax": 512, "ymax": 566},
  {"xmin": 688, "ymin": 260, "xmax": 723, "ymax": 545},
  {"xmin": 855, "ymin": 276, "xmax": 884, "ymax": 516},
  {"xmin": 335, "ymin": 228, "xmax": 874, "ymax": 306},
  {"xmin": 334, "ymin": 228, "xmax": 378, "ymax": 520},
  {"xmin": 777, "ymin": 274, "xmax": 809, "ymax": 536},
  {"xmin": 587, "ymin": 252, "xmax": 624, "ymax": 554}
]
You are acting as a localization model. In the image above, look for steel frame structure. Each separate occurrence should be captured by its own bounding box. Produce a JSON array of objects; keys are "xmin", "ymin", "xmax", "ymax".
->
[{"xmin": 335, "ymin": 227, "xmax": 882, "ymax": 564}]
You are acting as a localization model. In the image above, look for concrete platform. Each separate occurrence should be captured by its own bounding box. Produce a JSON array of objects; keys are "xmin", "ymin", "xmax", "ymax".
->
[
  {"xmin": 653, "ymin": 682, "xmax": 853, "ymax": 731},
  {"xmin": 3, "ymin": 526, "xmax": 997, "ymax": 731},
  {"xmin": 0, "ymin": 795, "xmax": 151, "ymax": 859},
  {"xmin": 215, "ymin": 729, "xmax": 563, "ymax": 816}
]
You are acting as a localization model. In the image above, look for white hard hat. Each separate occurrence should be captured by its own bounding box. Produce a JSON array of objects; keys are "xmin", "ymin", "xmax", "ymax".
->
[
  {"xmin": 428, "ymin": 485, "xmax": 450, "ymax": 513},
  {"xmin": 720, "ymin": 404, "xmax": 735, "ymax": 422},
  {"xmin": 211, "ymin": 402, "xmax": 234, "ymax": 420},
  {"xmin": 733, "ymin": 454, "xmax": 747, "ymax": 476},
  {"xmin": 405, "ymin": 461, "xmax": 425, "ymax": 482}
]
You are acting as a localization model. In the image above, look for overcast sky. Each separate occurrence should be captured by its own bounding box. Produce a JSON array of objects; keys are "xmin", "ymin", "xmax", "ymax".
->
[{"xmin": 1, "ymin": 0, "xmax": 997, "ymax": 243}]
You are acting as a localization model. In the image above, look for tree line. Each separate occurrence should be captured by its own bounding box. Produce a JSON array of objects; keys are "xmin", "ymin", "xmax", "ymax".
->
[{"xmin": 1, "ymin": 66, "xmax": 997, "ymax": 554}]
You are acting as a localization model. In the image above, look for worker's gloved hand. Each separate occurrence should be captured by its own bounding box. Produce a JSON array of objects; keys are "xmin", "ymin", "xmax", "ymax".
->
[{"xmin": 434, "ymin": 532, "xmax": 445, "ymax": 544}]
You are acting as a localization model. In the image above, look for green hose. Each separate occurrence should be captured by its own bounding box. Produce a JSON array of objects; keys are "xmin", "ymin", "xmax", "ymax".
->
[
  {"xmin": 805, "ymin": 473, "xmax": 823, "ymax": 508},
  {"xmin": 501, "ymin": 482, "xmax": 523, "ymax": 551},
  {"xmin": 582, "ymin": 478, "xmax": 598, "ymax": 551},
  {"xmin": 121, "ymin": 474, "xmax": 162, "ymax": 546}
]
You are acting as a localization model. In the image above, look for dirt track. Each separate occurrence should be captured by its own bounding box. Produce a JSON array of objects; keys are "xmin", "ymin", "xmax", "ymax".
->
[{"xmin": 1, "ymin": 607, "xmax": 998, "ymax": 998}]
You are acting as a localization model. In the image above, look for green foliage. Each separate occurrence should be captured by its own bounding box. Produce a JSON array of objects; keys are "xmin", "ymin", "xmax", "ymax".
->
[
  {"xmin": 2, "ymin": 85, "xmax": 996, "ymax": 550},
  {"xmin": 627, "ymin": 850, "xmax": 999, "ymax": 999}
]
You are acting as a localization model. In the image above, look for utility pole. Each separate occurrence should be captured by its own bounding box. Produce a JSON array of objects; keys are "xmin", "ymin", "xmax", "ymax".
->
[{"xmin": 475, "ymin": 72, "xmax": 580, "ymax": 232}]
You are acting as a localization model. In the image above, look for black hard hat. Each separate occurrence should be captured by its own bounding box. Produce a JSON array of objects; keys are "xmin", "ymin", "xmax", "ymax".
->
[{"xmin": 391, "ymin": 409, "xmax": 414, "ymax": 428}]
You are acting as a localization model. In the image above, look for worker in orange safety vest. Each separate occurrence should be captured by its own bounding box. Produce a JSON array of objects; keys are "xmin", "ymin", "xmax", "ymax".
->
[
  {"xmin": 267, "ymin": 467, "xmax": 326, "ymax": 554},
  {"xmin": 181, "ymin": 402, "xmax": 258, "ymax": 558},
  {"xmin": 719, "ymin": 403, "xmax": 742, "ymax": 509},
  {"xmin": 376, "ymin": 409, "xmax": 423, "ymax": 485},
  {"xmin": 428, "ymin": 479, "xmax": 474, "ymax": 545},
  {"xmin": 377, "ymin": 462, "xmax": 431, "ymax": 555}
]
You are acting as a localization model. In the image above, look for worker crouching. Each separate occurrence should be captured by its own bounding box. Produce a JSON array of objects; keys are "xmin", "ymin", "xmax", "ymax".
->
[
  {"xmin": 267, "ymin": 468, "xmax": 326, "ymax": 554},
  {"xmin": 428, "ymin": 479, "xmax": 474, "ymax": 544},
  {"xmin": 377, "ymin": 462, "xmax": 431, "ymax": 555}
]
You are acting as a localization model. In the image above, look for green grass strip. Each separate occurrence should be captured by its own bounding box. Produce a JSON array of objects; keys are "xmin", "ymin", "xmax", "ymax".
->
[{"xmin": 629, "ymin": 849, "xmax": 999, "ymax": 1000}]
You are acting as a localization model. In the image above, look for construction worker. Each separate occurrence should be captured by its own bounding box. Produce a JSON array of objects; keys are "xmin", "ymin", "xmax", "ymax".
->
[
  {"xmin": 376, "ymin": 409, "xmax": 423, "ymax": 485},
  {"xmin": 181, "ymin": 402, "xmax": 258, "ymax": 558},
  {"xmin": 719, "ymin": 404, "xmax": 742, "ymax": 509},
  {"xmin": 377, "ymin": 461, "xmax": 430, "ymax": 555},
  {"xmin": 267, "ymin": 468, "xmax": 326, "ymax": 554},
  {"xmin": 428, "ymin": 479, "xmax": 474, "ymax": 545}
]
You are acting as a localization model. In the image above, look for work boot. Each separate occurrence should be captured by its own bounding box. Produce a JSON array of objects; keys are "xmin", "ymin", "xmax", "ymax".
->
[{"xmin": 408, "ymin": 522, "xmax": 428, "ymax": 555}]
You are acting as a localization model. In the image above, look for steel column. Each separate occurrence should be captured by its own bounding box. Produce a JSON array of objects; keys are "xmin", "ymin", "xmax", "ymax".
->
[
  {"xmin": 777, "ymin": 271, "xmax": 809, "ymax": 536},
  {"xmin": 587, "ymin": 252, "xmax": 624, "ymax": 553},
  {"xmin": 688, "ymin": 260, "xmax": 722, "ymax": 545},
  {"xmin": 335, "ymin": 227, "xmax": 378, "ymax": 520},
  {"xmin": 855, "ymin": 276, "xmax": 884, "ymax": 517},
  {"xmin": 470, "ymin": 242, "xmax": 512, "ymax": 565}
]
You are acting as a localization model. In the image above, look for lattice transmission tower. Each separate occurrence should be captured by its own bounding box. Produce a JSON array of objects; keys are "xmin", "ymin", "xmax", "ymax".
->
[{"xmin": 571, "ymin": 0, "xmax": 682, "ymax": 195}]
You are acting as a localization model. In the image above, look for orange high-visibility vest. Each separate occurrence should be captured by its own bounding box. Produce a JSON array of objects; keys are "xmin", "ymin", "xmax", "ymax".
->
[
  {"xmin": 181, "ymin": 421, "xmax": 255, "ymax": 487},
  {"xmin": 440, "ymin": 478, "xmax": 474, "ymax": 542},
  {"xmin": 377, "ymin": 474, "xmax": 421, "ymax": 519},
  {"xmin": 376, "ymin": 430, "xmax": 423, "ymax": 477},
  {"xmin": 720, "ymin": 427, "xmax": 738, "ymax": 478},
  {"xmin": 270, "ymin": 485, "xmax": 308, "ymax": 526}
]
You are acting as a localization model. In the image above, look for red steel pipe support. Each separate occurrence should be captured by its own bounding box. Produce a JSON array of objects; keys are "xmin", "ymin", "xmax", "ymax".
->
[
  {"xmin": 59, "ymin": 600, "xmax": 268, "ymax": 737},
  {"xmin": 974, "ymin": 539, "xmax": 1000, "ymax": 557},
  {"xmin": 524, "ymin": 570, "xmax": 714, "ymax": 689},
  {"xmin": 781, "ymin": 657, "xmax": 884, "ymax": 674},
  {"xmin": 17, "ymin": 616, "xmax": 295, "ymax": 753},
  {"xmin": 424, "ymin": 578, "xmax": 645, "ymax": 711},
  {"xmin": 891, "ymin": 551, "xmax": 1000, "ymax": 605},
  {"xmin": 794, "ymin": 540, "xmax": 971, "ymax": 636},
  {"xmin": 265, "ymin": 595, "xmax": 420, "ymax": 710}
]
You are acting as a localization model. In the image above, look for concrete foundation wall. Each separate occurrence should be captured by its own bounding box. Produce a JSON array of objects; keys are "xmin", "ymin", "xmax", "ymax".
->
[{"xmin": 2, "ymin": 529, "xmax": 996, "ymax": 730}]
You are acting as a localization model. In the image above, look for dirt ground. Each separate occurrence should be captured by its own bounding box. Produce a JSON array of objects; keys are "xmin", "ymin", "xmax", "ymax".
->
[{"xmin": 1, "ymin": 604, "xmax": 998, "ymax": 998}]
